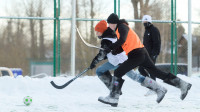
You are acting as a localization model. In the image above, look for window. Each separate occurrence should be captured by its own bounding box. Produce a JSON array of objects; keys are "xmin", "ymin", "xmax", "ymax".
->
[{"xmin": 1, "ymin": 70, "xmax": 10, "ymax": 76}]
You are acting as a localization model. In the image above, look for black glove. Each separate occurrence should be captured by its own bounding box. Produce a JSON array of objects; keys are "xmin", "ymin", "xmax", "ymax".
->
[
  {"xmin": 90, "ymin": 59, "xmax": 97, "ymax": 69},
  {"xmin": 104, "ymin": 47, "xmax": 111, "ymax": 53},
  {"xmin": 112, "ymin": 46, "xmax": 123, "ymax": 55}
]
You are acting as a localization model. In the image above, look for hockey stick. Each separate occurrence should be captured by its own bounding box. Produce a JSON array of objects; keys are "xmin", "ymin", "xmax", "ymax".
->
[
  {"xmin": 50, "ymin": 67, "xmax": 90, "ymax": 89},
  {"xmin": 76, "ymin": 27, "xmax": 104, "ymax": 50}
]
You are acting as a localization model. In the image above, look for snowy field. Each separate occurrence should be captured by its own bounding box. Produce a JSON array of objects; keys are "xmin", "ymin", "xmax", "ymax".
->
[{"xmin": 0, "ymin": 74, "xmax": 200, "ymax": 112}]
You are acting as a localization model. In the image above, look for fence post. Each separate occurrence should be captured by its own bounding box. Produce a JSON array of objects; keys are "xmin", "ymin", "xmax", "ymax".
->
[
  {"xmin": 188, "ymin": 0, "xmax": 192, "ymax": 77},
  {"xmin": 57, "ymin": 0, "xmax": 61, "ymax": 75},
  {"xmin": 118, "ymin": 0, "xmax": 120, "ymax": 18},
  {"xmin": 53, "ymin": 0, "xmax": 57, "ymax": 77},
  {"xmin": 114, "ymin": 0, "xmax": 116, "ymax": 14},
  {"xmin": 174, "ymin": 0, "xmax": 178, "ymax": 75},
  {"xmin": 71, "ymin": 0, "xmax": 76, "ymax": 76},
  {"xmin": 170, "ymin": 0, "xmax": 174, "ymax": 74}
]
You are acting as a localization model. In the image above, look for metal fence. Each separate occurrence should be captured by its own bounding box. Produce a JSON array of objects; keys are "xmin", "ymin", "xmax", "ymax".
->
[{"xmin": 0, "ymin": 0, "xmax": 200, "ymax": 77}]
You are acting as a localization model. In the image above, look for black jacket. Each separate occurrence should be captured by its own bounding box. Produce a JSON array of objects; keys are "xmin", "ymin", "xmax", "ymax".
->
[
  {"xmin": 91, "ymin": 27, "xmax": 117, "ymax": 65},
  {"xmin": 143, "ymin": 24, "xmax": 161, "ymax": 56},
  {"xmin": 110, "ymin": 19, "xmax": 129, "ymax": 52}
]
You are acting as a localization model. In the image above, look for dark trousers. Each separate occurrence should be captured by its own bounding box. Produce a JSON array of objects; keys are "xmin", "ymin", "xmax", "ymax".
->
[
  {"xmin": 138, "ymin": 54, "xmax": 157, "ymax": 80},
  {"xmin": 114, "ymin": 48, "xmax": 176, "ymax": 81}
]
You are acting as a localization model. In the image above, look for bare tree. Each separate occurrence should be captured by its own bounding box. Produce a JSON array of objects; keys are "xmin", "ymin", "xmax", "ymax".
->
[
  {"xmin": 131, "ymin": 0, "xmax": 150, "ymax": 38},
  {"xmin": 89, "ymin": 0, "xmax": 95, "ymax": 46},
  {"xmin": 150, "ymin": 1, "xmax": 171, "ymax": 63},
  {"xmin": 6, "ymin": 19, "xmax": 13, "ymax": 44},
  {"xmin": 25, "ymin": 1, "xmax": 38, "ymax": 59},
  {"xmin": 37, "ymin": 1, "xmax": 45, "ymax": 59},
  {"xmin": 75, "ymin": 0, "xmax": 88, "ymax": 72},
  {"xmin": 193, "ymin": 26, "xmax": 200, "ymax": 36}
]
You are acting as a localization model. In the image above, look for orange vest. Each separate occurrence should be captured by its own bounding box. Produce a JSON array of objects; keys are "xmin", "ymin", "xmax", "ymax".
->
[{"xmin": 116, "ymin": 27, "xmax": 144, "ymax": 55}]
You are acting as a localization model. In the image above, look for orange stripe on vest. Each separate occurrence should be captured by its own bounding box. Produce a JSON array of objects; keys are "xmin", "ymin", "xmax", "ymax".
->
[{"xmin": 116, "ymin": 27, "xmax": 144, "ymax": 55}]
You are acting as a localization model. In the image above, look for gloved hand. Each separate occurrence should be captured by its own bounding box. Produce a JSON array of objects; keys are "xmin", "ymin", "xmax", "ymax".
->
[
  {"xmin": 90, "ymin": 60, "xmax": 97, "ymax": 69},
  {"xmin": 104, "ymin": 47, "xmax": 111, "ymax": 53},
  {"xmin": 112, "ymin": 46, "xmax": 123, "ymax": 55},
  {"xmin": 90, "ymin": 63, "xmax": 96, "ymax": 69}
]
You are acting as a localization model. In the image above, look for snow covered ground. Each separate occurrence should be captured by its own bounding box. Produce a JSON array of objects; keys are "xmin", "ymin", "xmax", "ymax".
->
[{"xmin": 0, "ymin": 74, "xmax": 200, "ymax": 112}]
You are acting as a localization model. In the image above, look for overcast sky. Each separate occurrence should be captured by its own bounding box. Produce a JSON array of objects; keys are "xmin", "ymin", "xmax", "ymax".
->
[
  {"xmin": 0, "ymin": 0, "xmax": 199, "ymax": 20},
  {"xmin": 0, "ymin": 0, "xmax": 199, "ymax": 33}
]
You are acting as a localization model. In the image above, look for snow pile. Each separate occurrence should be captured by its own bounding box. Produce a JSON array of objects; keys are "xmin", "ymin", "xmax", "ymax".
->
[{"xmin": 0, "ymin": 74, "xmax": 200, "ymax": 112}]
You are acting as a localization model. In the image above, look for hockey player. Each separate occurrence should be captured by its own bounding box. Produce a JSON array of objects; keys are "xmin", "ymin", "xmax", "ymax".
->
[
  {"xmin": 98, "ymin": 13, "xmax": 192, "ymax": 107},
  {"xmin": 90, "ymin": 20, "xmax": 167, "ymax": 105}
]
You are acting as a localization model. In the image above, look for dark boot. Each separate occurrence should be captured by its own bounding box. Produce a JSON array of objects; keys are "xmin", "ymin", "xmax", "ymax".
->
[
  {"xmin": 141, "ymin": 77, "xmax": 167, "ymax": 103},
  {"xmin": 98, "ymin": 71, "xmax": 122, "ymax": 95},
  {"xmin": 98, "ymin": 71, "xmax": 112, "ymax": 90},
  {"xmin": 164, "ymin": 73, "xmax": 192, "ymax": 100},
  {"xmin": 98, "ymin": 76, "xmax": 124, "ymax": 107}
]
